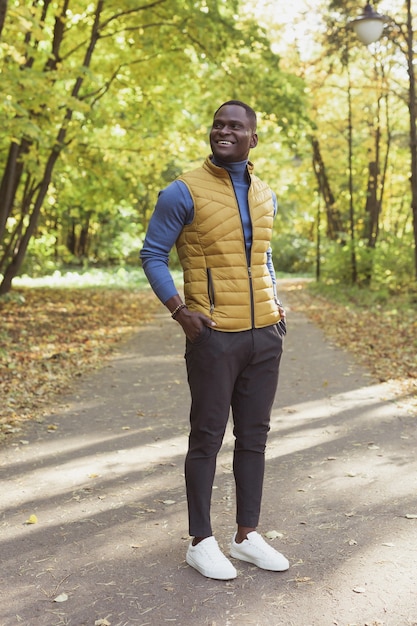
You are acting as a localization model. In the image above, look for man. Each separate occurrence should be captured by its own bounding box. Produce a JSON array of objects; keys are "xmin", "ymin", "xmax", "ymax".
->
[{"xmin": 140, "ymin": 100, "xmax": 289, "ymax": 580}]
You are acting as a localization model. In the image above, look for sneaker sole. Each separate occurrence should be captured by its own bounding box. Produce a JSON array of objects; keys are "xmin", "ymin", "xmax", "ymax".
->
[
  {"xmin": 186, "ymin": 553, "xmax": 237, "ymax": 580},
  {"xmin": 229, "ymin": 546, "xmax": 289, "ymax": 571}
]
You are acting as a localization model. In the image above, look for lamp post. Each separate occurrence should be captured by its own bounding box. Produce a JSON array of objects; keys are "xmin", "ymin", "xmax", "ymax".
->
[
  {"xmin": 350, "ymin": 1, "xmax": 417, "ymax": 281},
  {"xmin": 351, "ymin": 2, "xmax": 387, "ymax": 45}
]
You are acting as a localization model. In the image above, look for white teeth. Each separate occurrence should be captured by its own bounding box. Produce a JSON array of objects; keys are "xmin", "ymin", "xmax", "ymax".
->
[{"xmin": 219, "ymin": 141, "xmax": 232, "ymax": 145}]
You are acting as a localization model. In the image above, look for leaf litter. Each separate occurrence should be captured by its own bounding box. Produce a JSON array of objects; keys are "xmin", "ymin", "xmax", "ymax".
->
[
  {"xmin": 0, "ymin": 287, "xmax": 159, "ymax": 440},
  {"xmin": 2, "ymin": 280, "xmax": 415, "ymax": 445},
  {"xmin": 281, "ymin": 281, "xmax": 416, "ymax": 406}
]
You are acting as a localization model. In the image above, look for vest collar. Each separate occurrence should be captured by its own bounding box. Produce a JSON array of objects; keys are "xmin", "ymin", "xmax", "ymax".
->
[{"xmin": 205, "ymin": 156, "xmax": 254, "ymax": 178}]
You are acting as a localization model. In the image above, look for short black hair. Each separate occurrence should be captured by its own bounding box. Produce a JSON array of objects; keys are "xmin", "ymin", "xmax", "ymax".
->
[{"xmin": 214, "ymin": 100, "xmax": 257, "ymax": 131}]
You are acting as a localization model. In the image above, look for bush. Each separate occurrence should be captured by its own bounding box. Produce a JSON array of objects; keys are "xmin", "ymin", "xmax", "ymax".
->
[{"xmin": 271, "ymin": 232, "xmax": 315, "ymax": 274}]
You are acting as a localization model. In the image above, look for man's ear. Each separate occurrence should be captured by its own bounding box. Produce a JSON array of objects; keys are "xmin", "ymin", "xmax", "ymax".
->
[{"xmin": 250, "ymin": 133, "xmax": 258, "ymax": 149}]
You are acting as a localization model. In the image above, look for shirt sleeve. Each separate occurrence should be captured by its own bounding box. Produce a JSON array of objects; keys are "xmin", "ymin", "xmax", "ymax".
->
[{"xmin": 140, "ymin": 180, "xmax": 193, "ymax": 304}]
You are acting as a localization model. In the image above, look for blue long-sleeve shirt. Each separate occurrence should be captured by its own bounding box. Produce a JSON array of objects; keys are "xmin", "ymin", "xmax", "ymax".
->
[{"xmin": 140, "ymin": 157, "xmax": 277, "ymax": 304}]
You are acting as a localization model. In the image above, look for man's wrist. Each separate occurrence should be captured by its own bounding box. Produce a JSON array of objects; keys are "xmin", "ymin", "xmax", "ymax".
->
[{"xmin": 171, "ymin": 303, "xmax": 188, "ymax": 320}]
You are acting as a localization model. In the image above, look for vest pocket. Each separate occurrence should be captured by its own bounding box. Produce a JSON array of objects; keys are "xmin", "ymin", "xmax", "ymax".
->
[
  {"xmin": 278, "ymin": 319, "xmax": 287, "ymax": 336},
  {"xmin": 207, "ymin": 268, "xmax": 215, "ymax": 313}
]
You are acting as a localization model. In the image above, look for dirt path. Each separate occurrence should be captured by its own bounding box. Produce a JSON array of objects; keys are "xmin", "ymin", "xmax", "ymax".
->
[{"xmin": 1, "ymin": 287, "xmax": 416, "ymax": 626}]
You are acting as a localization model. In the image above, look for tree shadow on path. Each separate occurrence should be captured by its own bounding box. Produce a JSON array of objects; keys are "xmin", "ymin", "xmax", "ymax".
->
[{"xmin": 0, "ymin": 295, "xmax": 416, "ymax": 626}]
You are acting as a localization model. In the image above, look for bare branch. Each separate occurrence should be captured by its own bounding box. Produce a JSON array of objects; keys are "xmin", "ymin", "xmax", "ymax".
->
[{"xmin": 98, "ymin": 0, "xmax": 167, "ymax": 30}]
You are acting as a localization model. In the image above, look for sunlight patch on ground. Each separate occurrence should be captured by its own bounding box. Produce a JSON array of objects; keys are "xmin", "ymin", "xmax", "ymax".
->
[
  {"xmin": 2, "ymin": 380, "xmax": 414, "ymax": 556},
  {"xmin": 0, "ymin": 433, "xmax": 187, "ymax": 507}
]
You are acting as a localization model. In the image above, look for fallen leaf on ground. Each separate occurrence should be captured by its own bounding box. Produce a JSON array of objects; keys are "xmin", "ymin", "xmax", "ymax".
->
[
  {"xmin": 283, "ymin": 282, "xmax": 417, "ymax": 414},
  {"xmin": 0, "ymin": 287, "xmax": 159, "ymax": 436},
  {"xmin": 352, "ymin": 586, "xmax": 366, "ymax": 593},
  {"xmin": 25, "ymin": 514, "xmax": 38, "ymax": 524},
  {"xmin": 265, "ymin": 530, "xmax": 284, "ymax": 539},
  {"xmin": 53, "ymin": 593, "xmax": 68, "ymax": 602},
  {"xmin": 2, "ymin": 281, "xmax": 415, "ymax": 441}
]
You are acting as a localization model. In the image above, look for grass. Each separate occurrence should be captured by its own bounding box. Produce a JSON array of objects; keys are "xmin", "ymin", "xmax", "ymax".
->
[{"xmin": 13, "ymin": 266, "xmax": 155, "ymax": 290}]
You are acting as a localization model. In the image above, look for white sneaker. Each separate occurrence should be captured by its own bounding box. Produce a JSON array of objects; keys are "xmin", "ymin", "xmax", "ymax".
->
[
  {"xmin": 230, "ymin": 531, "xmax": 289, "ymax": 571},
  {"xmin": 186, "ymin": 536, "xmax": 237, "ymax": 580}
]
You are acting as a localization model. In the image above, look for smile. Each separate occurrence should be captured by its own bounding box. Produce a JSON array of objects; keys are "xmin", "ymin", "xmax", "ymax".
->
[{"xmin": 218, "ymin": 141, "xmax": 233, "ymax": 145}]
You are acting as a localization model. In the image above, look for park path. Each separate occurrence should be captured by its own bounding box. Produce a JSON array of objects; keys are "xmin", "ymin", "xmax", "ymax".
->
[{"xmin": 0, "ymin": 282, "xmax": 416, "ymax": 626}]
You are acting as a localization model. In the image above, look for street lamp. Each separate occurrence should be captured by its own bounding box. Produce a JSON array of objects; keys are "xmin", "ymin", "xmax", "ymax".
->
[
  {"xmin": 350, "ymin": 1, "xmax": 417, "ymax": 281},
  {"xmin": 351, "ymin": 2, "xmax": 387, "ymax": 45}
]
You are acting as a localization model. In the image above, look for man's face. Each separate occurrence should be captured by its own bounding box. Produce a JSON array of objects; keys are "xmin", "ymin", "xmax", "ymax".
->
[{"xmin": 210, "ymin": 104, "xmax": 258, "ymax": 163}]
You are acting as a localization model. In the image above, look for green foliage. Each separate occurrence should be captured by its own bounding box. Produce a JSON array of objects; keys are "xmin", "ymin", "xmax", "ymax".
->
[
  {"xmin": 13, "ymin": 266, "xmax": 151, "ymax": 290},
  {"xmin": 271, "ymin": 232, "xmax": 315, "ymax": 275},
  {"xmin": 1, "ymin": 1, "xmax": 415, "ymax": 293},
  {"xmin": 370, "ymin": 233, "xmax": 415, "ymax": 291},
  {"xmin": 315, "ymin": 231, "xmax": 415, "ymax": 293},
  {"xmin": 307, "ymin": 275, "xmax": 417, "ymax": 311},
  {"xmin": 0, "ymin": 0, "xmax": 309, "ymax": 292}
]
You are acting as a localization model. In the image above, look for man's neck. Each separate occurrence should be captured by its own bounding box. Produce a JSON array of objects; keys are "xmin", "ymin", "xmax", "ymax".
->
[{"xmin": 211, "ymin": 156, "xmax": 249, "ymax": 184}]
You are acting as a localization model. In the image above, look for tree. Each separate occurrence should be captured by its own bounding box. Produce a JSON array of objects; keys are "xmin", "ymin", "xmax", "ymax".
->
[
  {"xmin": 0, "ymin": 0, "xmax": 307, "ymax": 292},
  {"xmin": 0, "ymin": 0, "xmax": 7, "ymax": 39},
  {"xmin": 311, "ymin": 136, "xmax": 345, "ymax": 240},
  {"xmin": 296, "ymin": 0, "xmax": 414, "ymax": 286}
]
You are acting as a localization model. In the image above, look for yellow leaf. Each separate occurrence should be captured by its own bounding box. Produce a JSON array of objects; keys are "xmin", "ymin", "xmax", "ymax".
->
[
  {"xmin": 25, "ymin": 514, "xmax": 38, "ymax": 524},
  {"xmin": 53, "ymin": 593, "xmax": 68, "ymax": 602},
  {"xmin": 265, "ymin": 530, "xmax": 284, "ymax": 540}
]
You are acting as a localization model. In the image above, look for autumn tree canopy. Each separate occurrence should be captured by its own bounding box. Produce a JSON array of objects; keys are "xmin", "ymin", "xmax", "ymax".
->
[{"xmin": 0, "ymin": 0, "xmax": 416, "ymax": 293}]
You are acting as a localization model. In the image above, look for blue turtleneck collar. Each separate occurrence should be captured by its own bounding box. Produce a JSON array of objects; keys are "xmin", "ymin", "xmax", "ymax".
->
[{"xmin": 211, "ymin": 156, "xmax": 249, "ymax": 184}]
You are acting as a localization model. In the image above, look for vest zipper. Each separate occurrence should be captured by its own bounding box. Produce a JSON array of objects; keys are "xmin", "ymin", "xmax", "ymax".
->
[
  {"xmin": 248, "ymin": 265, "xmax": 255, "ymax": 327},
  {"xmin": 207, "ymin": 268, "xmax": 215, "ymax": 314}
]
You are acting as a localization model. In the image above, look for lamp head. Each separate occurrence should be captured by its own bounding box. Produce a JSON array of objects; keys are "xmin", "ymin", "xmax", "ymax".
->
[{"xmin": 351, "ymin": 2, "xmax": 387, "ymax": 45}]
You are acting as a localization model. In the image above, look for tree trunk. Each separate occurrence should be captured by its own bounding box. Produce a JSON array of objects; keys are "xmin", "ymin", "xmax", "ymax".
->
[
  {"xmin": 0, "ymin": 141, "xmax": 30, "ymax": 243},
  {"xmin": 0, "ymin": 0, "xmax": 104, "ymax": 294},
  {"xmin": 364, "ymin": 160, "xmax": 380, "ymax": 249},
  {"xmin": 311, "ymin": 137, "xmax": 345, "ymax": 241},
  {"xmin": 0, "ymin": 147, "xmax": 61, "ymax": 294},
  {"xmin": 346, "ymin": 61, "xmax": 357, "ymax": 284},
  {"xmin": 0, "ymin": 0, "xmax": 7, "ymax": 40},
  {"xmin": 405, "ymin": 0, "xmax": 417, "ymax": 280}
]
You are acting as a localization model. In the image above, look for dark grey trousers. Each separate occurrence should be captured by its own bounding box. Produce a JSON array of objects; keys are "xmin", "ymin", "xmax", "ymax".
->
[{"xmin": 184, "ymin": 322, "xmax": 285, "ymax": 537}]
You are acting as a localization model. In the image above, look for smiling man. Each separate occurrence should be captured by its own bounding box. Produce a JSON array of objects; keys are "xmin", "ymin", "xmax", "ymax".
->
[{"xmin": 140, "ymin": 100, "xmax": 289, "ymax": 580}]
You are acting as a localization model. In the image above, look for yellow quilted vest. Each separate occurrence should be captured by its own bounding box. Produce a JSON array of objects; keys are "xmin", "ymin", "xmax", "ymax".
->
[{"xmin": 176, "ymin": 157, "xmax": 280, "ymax": 331}]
